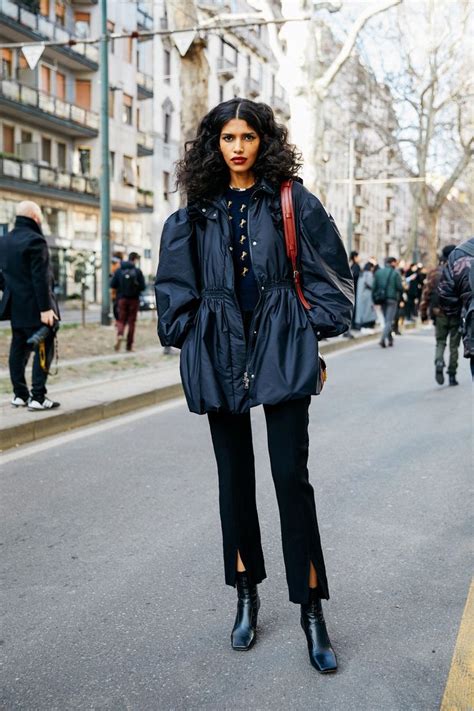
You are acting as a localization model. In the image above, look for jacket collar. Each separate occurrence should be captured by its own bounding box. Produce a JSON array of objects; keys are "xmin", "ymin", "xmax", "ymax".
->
[{"xmin": 14, "ymin": 215, "xmax": 44, "ymax": 235}]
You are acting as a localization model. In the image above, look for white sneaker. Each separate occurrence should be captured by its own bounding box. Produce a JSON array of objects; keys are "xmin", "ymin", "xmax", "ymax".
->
[
  {"xmin": 11, "ymin": 396, "xmax": 28, "ymax": 407},
  {"xmin": 28, "ymin": 397, "xmax": 60, "ymax": 411}
]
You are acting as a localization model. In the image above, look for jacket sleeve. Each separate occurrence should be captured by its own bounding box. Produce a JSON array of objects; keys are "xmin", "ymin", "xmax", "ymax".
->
[
  {"xmin": 438, "ymin": 254, "xmax": 461, "ymax": 317},
  {"xmin": 298, "ymin": 192, "xmax": 354, "ymax": 338},
  {"xmin": 110, "ymin": 270, "xmax": 119, "ymax": 289},
  {"xmin": 154, "ymin": 208, "xmax": 201, "ymax": 348},
  {"xmin": 29, "ymin": 236, "xmax": 52, "ymax": 312}
]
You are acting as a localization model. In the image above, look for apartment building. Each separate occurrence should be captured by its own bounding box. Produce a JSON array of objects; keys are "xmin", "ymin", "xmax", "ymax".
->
[{"xmin": 0, "ymin": 0, "xmax": 155, "ymax": 301}]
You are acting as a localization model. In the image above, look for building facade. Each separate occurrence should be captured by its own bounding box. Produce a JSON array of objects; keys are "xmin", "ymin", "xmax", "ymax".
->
[{"xmin": 0, "ymin": 0, "xmax": 155, "ymax": 301}]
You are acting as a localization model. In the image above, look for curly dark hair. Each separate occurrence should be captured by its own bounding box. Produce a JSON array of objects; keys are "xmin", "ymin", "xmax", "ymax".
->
[{"xmin": 175, "ymin": 98, "xmax": 302, "ymax": 203}]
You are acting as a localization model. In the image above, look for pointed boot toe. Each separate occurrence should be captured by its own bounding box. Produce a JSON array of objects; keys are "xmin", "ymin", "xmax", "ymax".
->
[
  {"xmin": 301, "ymin": 592, "xmax": 337, "ymax": 674},
  {"xmin": 231, "ymin": 572, "xmax": 260, "ymax": 651}
]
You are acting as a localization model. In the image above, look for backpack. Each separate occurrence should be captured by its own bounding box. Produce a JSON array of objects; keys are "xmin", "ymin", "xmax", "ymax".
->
[
  {"xmin": 373, "ymin": 268, "xmax": 395, "ymax": 305},
  {"xmin": 120, "ymin": 267, "xmax": 141, "ymax": 298}
]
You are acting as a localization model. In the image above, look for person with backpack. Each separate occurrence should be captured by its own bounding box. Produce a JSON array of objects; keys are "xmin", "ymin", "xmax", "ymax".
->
[
  {"xmin": 110, "ymin": 251, "xmax": 145, "ymax": 352},
  {"xmin": 438, "ymin": 237, "xmax": 474, "ymax": 379},
  {"xmin": 420, "ymin": 245, "xmax": 460, "ymax": 386},
  {"xmin": 372, "ymin": 256, "xmax": 403, "ymax": 348}
]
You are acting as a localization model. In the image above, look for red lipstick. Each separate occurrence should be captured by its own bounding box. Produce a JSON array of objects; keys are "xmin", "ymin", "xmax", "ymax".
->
[{"xmin": 231, "ymin": 157, "xmax": 247, "ymax": 164}]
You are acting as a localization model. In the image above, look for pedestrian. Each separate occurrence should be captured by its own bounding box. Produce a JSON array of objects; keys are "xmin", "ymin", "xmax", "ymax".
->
[
  {"xmin": 354, "ymin": 261, "xmax": 376, "ymax": 330},
  {"xmin": 0, "ymin": 201, "xmax": 60, "ymax": 410},
  {"xmin": 420, "ymin": 245, "xmax": 460, "ymax": 385},
  {"xmin": 405, "ymin": 263, "xmax": 423, "ymax": 321},
  {"xmin": 438, "ymin": 237, "xmax": 474, "ymax": 378},
  {"xmin": 110, "ymin": 251, "xmax": 145, "ymax": 352},
  {"xmin": 344, "ymin": 250, "xmax": 361, "ymax": 337},
  {"xmin": 110, "ymin": 252, "xmax": 124, "ymax": 322},
  {"xmin": 372, "ymin": 256, "xmax": 403, "ymax": 348},
  {"xmin": 155, "ymin": 98, "xmax": 354, "ymax": 673}
]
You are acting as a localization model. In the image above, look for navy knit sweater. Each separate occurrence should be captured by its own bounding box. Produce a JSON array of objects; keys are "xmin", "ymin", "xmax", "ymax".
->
[{"xmin": 225, "ymin": 185, "xmax": 259, "ymax": 312}]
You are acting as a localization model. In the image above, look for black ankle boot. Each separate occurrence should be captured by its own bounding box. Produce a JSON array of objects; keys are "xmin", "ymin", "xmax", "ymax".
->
[
  {"xmin": 300, "ymin": 590, "xmax": 337, "ymax": 673},
  {"xmin": 231, "ymin": 572, "xmax": 260, "ymax": 651},
  {"xmin": 449, "ymin": 374, "xmax": 459, "ymax": 386}
]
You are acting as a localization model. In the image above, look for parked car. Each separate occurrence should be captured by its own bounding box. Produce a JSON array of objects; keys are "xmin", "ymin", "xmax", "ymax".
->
[{"xmin": 139, "ymin": 285, "xmax": 156, "ymax": 311}]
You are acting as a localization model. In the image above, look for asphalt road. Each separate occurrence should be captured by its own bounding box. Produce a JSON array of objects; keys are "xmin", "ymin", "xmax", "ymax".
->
[{"xmin": 1, "ymin": 330, "xmax": 471, "ymax": 711}]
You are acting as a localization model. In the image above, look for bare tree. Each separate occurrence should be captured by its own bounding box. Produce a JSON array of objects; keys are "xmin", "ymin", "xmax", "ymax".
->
[
  {"xmin": 360, "ymin": 0, "xmax": 473, "ymax": 264},
  {"xmin": 256, "ymin": 0, "xmax": 402, "ymax": 192}
]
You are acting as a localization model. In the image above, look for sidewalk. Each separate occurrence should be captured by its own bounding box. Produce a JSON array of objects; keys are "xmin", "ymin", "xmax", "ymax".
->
[{"xmin": 0, "ymin": 326, "xmax": 411, "ymax": 452}]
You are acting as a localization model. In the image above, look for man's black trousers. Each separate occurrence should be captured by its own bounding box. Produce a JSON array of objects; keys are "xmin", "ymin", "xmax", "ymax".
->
[
  {"xmin": 207, "ymin": 392, "xmax": 329, "ymax": 605},
  {"xmin": 9, "ymin": 326, "xmax": 54, "ymax": 402}
]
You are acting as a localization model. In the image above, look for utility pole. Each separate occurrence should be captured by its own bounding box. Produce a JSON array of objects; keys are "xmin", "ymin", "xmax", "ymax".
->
[
  {"xmin": 346, "ymin": 136, "xmax": 355, "ymax": 254},
  {"xmin": 99, "ymin": 0, "xmax": 111, "ymax": 325}
]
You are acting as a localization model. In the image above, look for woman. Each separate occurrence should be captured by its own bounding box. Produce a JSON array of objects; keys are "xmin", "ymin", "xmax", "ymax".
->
[
  {"xmin": 155, "ymin": 99, "xmax": 353, "ymax": 673},
  {"xmin": 355, "ymin": 261, "xmax": 377, "ymax": 330}
]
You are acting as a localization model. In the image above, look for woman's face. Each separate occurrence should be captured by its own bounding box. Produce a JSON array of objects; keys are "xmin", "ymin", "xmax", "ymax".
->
[{"xmin": 219, "ymin": 118, "xmax": 261, "ymax": 179}]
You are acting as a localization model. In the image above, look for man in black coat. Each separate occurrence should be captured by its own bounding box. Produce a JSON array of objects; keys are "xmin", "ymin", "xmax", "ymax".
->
[
  {"xmin": 110, "ymin": 251, "xmax": 145, "ymax": 352},
  {"xmin": 0, "ymin": 201, "xmax": 60, "ymax": 410}
]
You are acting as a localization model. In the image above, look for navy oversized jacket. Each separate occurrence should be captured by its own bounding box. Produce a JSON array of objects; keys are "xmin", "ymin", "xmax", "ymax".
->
[{"xmin": 155, "ymin": 180, "xmax": 354, "ymax": 415}]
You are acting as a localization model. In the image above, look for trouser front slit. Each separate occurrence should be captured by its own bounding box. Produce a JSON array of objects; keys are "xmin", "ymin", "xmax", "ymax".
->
[{"xmin": 207, "ymin": 394, "xmax": 330, "ymax": 605}]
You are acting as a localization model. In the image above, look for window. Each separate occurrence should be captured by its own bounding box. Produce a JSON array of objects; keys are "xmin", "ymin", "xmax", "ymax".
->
[
  {"xmin": 110, "ymin": 151, "xmax": 115, "ymax": 179},
  {"xmin": 74, "ymin": 12, "xmax": 90, "ymax": 39},
  {"xmin": 55, "ymin": 1, "xmax": 65, "ymax": 27},
  {"xmin": 107, "ymin": 20, "xmax": 115, "ymax": 53},
  {"xmin": 40, "ymin": 65, "xmax": 51, "ymax": 94},
  {"xmin": 108, "ymin": 88, "xmax": 115, "ymax": 118},
  {"xmin": 78, "ymin": 147, "xmax": 91, "ymax": 175},
  {"xmin": 75, "ymin": 79, "xmax": 91, "ymax": 109},
  {"xmin": 57, "ymin": 142, "xmax": 66, "ymax": 170},
  {"xmin": 123, "ymin": 155, "xmax": 134, "ymax": 186},
  {"xmin": 136, "ymin": 106, "xmax": 140, "ymax": 130},
  {"xmin": 164, "ymin": 49, "xmax": 171, "ymax": 83},
  {"xmin": 41, "ymin": 137, "xmax": 52, "ymax": 164},
  {"xmin": 56, "ymin": 71, "xmax": 66, "ymax": 100},
  {"xmin": 163, "ymin": 111, "xmax": 171, "ymax": 144},
  {"xmin": 40, "ymin": 0, "xmax": 50, "ymax": 17},
  {"xmin": 21, "ymin": 130, "xmax": 32, "ymax": 144},
  {"xmin": 219, "ymin": 84, "xmax": 224, "ymax": 103},
  {"xmin": 124, "ymin": 36, "xmax": 133, "ymax": 63},
  {"xmin": 163, "ymin": 171, "xmax": 170, "ymax": 201},
  {"xmin": 3, "ymin": 125, "xmax": 14, "ymax": 155},
  {"xmin": 122, "ymin": 93, "xmax": 133, "ymax": 125},
  {"xmin": 1, "ymin": 49, "xmax": 13, "ymax": 79}
]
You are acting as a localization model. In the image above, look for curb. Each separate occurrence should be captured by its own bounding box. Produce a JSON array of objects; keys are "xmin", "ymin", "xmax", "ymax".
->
[{"xmin": 1, "ymin": 327, "xmax": 414, "ymax": 452}]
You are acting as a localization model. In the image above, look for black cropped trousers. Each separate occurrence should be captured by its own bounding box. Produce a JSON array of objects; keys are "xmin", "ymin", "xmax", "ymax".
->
[{"xmin": 207, "ymin": 313, "xmax": 329, "ymax": 605}]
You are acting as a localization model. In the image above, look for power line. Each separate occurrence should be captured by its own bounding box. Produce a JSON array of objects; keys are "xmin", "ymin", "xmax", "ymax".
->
[{"xmin": 0, "ymin": 15, "xmax": 312, "ymax": 50}]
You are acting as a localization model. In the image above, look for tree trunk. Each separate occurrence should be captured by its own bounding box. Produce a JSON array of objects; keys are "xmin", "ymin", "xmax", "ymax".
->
[{"xmin": 423, "ymin": 208, "xmax": 439, "ymax": 268}]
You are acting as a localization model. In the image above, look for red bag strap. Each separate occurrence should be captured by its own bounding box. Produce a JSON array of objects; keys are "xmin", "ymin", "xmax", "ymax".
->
[{"xmin": 281, "ymin": 180, "xmax": 312, "ymax": 310}]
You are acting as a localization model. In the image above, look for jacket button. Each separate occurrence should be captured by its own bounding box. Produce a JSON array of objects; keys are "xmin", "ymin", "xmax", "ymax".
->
[
  {"xmin": 229, "ymin": 246, "xmax": 233, "ymax": 250},
  {"xmin": 251, "ymin": 374, "xmax": 255, "ymax": 378},
  {"xmin": 253, "ymin": 330, "xmax": 257, "ymax": 335},
  {"xmin": 252, "ymin": 241, "xmax": 257, "ymax": 245},
  {"xmin": 261, "ymin": 286, "xmax": 264, "ymax": 290},
  {"xmin": 212, "ymin": 213, "xmax": 217, "ymax": 217},
  {"xmin": 201, "ymin": 208, "xmax": 206, "ymax": 212}
]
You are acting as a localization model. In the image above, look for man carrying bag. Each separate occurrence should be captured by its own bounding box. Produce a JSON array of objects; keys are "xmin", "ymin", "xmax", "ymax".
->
[{"xmin": 0, "ymin": 201, "xmax": 60, "ymax": 410}]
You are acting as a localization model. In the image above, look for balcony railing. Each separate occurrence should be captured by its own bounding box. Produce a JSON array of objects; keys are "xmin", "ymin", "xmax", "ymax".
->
[
  {"xmin": 0, "ymin": 78, "xmax": 99, "ymax": 133},
  {"xmin": 245, "ymin": 76, "xmax": 261, "ymax": 99},
  {"xmin": 137, "ymin": 131, "xmax": 154, "ymax": 156},
  {"xmin": 1, "ymin": 0, "xmax": 99, "ymax": 65},
  {"xmin": 137, "ymin": 71, "xmax": 154, "ymax": 98},
  {"xmin": 137, "ymin": 187, "xmax": 154, "ymax": 208},
  {"xmin": 271, "ymin": 94, "xmax": 290, "ymax": 118},
  {"xmin": 217, "ymin": 57, "xmax": 237, "ymax": 81},
  {"xmin": 0, "ymin": 155, "xmax": 99, "ymax": 197}
]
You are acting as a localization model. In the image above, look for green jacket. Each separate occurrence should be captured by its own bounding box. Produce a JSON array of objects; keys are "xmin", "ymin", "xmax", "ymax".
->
[{"xmin": 373, "ymin": 266, "xmax": 403, "ymax": 302}]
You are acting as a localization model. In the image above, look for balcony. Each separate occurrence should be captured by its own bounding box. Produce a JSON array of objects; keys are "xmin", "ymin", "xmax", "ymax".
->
[
  {"xmin": 217, "ymin": 57, "xmax": 237, "ymax": 82},
  {"xmin": 0, "ymin": 155, "xmax": 100, "ymax": 205},
  {"xmin": 1, "ymin": 0, "xmax": 99, "ymax": 71},
  {"xmin": 137, "ymin": 131, "xmax": 154, "ymax": 157},
  {"xmin": 245, "ymin": 76, "xmax": 261, "ymax": 99},
  {"xmin": 271, "ymin": 94, "xmax": 290, "ymax": 120},
  {"xmin": 137, "ymin": 187, "xmax": 154, "ymax": 211},
  {"xmin": 137, "ymin": 71, "xmax": 154, "ymax": 100},
  {"xmin": 137, "ymin": 3, "xmax": 153, "ymax": 32},
  {"xmin": 0, "ymin": 78, "xmax": 99, "ymax": 137}
]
